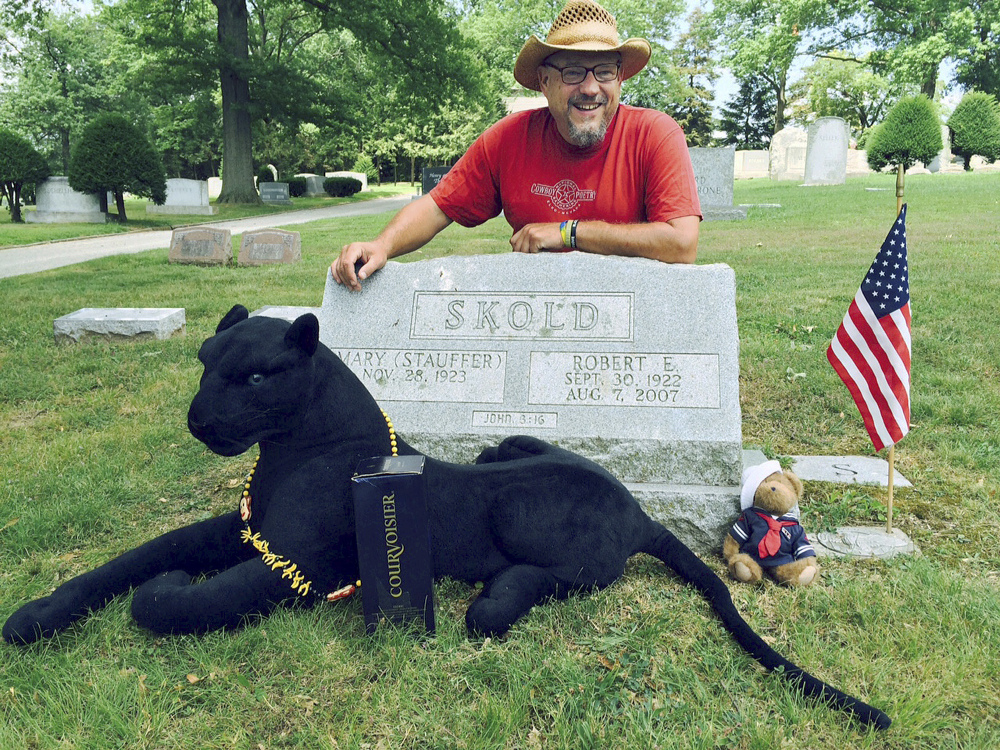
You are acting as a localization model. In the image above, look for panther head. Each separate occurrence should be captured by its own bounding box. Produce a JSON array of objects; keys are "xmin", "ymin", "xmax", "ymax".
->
[{"xmin": 187, "ymin": 305, "xmax": 321, "ymax": 456}]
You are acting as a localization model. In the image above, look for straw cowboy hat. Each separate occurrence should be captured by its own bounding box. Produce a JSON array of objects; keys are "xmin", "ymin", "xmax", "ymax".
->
[{"xmin": 513, "ymin": 0, "xmax": 651, "ymax": 91}]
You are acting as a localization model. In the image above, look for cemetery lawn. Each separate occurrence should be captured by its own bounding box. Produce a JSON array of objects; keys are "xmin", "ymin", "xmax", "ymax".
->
[
  {"xmin": 1, "ymin": 172, "xmax": 998, "ymax": 749},
  {"xmin": 0, "ymin": 183, "xmax": 416, "ymax": 248}
]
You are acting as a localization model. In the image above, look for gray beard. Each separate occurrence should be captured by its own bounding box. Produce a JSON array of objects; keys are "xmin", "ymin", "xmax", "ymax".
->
[
  {"xmin": 565, "ymin": 98, "xmax": 611, "ymax": 147},
  {"xmin": 567, "ymin": 118, "xmax": 609, "ymax": 148}
]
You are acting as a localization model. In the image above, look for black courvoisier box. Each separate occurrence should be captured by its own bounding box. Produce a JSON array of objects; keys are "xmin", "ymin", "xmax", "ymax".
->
[{"xmin": 351, "ymin": 455, "xmax": 435, "ymax": 635}]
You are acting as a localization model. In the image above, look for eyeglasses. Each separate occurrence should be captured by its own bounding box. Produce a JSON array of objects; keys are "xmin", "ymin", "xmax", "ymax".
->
[{"xmin": 543, "ymin": 61, "xmax": 621, "ymax": 85}]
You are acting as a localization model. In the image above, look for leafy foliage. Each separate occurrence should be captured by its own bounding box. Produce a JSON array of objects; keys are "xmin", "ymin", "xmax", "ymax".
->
[
  {"xmin": 788, "ymin": 55, "xmax": 908, "ymax": 140},
  {"xmin": 865, "ymin": 94, "xmax": 943, "ymax": 171},
  {"xmin": 68, "ymin": 113, "xmax": 167, "ymax": 222},
  {"xmin": 668, "ymin": 8, "xmax": 718, "ymax": 146},
  {"xmin": 717, "ymin": 77, "xmax": 776, "ymax": 150},
  {"xmin": 0, "ymin": 128, "xmax": 50, "ymax": 222},
  {"xmin": 947, "ymin": 91, "xmax": 1000, "ymax": 169}
]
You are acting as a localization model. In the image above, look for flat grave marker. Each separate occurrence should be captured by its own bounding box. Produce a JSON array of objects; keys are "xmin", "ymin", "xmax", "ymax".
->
[
  {"xmin": 238, "ymin": 229, "xmax": 301, "ymax": 266},
  {"xmin": 168, "ymin": 227, "xmax": 233, "ymax": 266},
  {"xmin": 54, "ymin": 308, "xmax": 185, "ymax": 344}
]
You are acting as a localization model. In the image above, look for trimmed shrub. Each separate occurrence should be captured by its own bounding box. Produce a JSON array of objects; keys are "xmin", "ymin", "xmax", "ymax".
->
[
  {"xmin": 947, "ymin": 91, "xmax": 1000, "ymax": 170},
  {"xmin": 323, "ymin": 176, "xmax": 363, "ymax": 198},
  {"xmin": 69, "ymin": 113, "xmax": 166, "ymax": 222},
  {"xmin": 866, "ymin": 95, "xmax": 942, "ymax": 172},
  {"xmin": 286, "ymin": 177, "xmax": 307, "ymax": 197},
  {"xmin": 0, "ymin": 128, "xmax": 50, "ymax": 223}
]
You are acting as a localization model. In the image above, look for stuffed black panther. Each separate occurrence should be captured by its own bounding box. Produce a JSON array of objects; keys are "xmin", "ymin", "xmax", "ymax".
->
[{"xmin": 3, "ymin": 306, "xmax": 890, "ymax": 730}]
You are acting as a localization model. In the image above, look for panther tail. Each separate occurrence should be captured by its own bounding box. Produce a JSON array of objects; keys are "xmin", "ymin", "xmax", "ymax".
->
[{"xmin": 642, "ymin": 524, "xmax": 891, "ymax": 731}]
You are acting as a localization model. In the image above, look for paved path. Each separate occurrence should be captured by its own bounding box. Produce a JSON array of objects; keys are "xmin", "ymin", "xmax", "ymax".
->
[{"xmin": 0, "ymin": 194, "xmax": 412, "ymax": 279}]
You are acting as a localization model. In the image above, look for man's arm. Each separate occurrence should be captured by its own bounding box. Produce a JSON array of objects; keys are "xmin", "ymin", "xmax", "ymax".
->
[
  {"xmin": 508, "ymin": 215, "xmax": 699, "ymax": 264},
  {"xmin": 331, "ymin": 194, "xmax": 453, "ymax": 291}
]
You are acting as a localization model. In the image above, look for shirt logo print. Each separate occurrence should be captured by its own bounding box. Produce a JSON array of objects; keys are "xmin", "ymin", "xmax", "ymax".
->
[{"xmin": 531, "ymin": 179, "xmax": 596, "ymax": 213}]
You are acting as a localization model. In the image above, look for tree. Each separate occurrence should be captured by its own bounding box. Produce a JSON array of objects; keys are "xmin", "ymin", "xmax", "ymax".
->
[
  {"xmin": 717, "ymin": 77, "xmax": 776, "ymax": 150},
  {"xmin": 69, "ymin": 113, "xmax": 167, "ymax": 222},
  {"xmin": 865, "ymin": 94, "xmax": 943, "ymax": 172},
  {"xmin": 668, "ymin": 7, "xmax": 718, "ymax": 146},
  {"xmin": 821, "ymin": 0, "xmax": 978, "ymax": 100},
  {"xmin": 953, "ymin": 0, "xmax": 1000, "ymax": 99},
  {"xmin": 711, "ymin": 0, "xmax": 835, "ymax": 135},
  {"xmin": 947, "ymin": 91, "xmax": 1000, "ymax": 169},
  {"xmin": 788, "ymin": 55, "xmax": 905, "ymax": 140},
  {"xmin": 0, "ymin": 128, "xmax": 50, "ymax": 223},
  {"xmin": 0, "ymin": 12, "xmax": 118, "ymax": 173}
]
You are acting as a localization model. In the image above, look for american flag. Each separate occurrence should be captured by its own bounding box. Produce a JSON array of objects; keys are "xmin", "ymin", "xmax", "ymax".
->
[{"xmin": 827, "ymin": 205, "xmax": 911, "ymax": 452}]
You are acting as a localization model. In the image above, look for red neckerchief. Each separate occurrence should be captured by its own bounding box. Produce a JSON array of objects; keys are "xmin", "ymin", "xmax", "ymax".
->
[{"xmin": 755, "ymin": 512, "xmax": 798, "ymax": 559}]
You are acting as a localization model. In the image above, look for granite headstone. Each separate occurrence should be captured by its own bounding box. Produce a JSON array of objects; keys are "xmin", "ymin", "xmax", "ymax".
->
[
  {"xmin": 769, "ymin": 127, "xmax": 808, "ymax": 181},
  {"xmin": 259, "ymin": 182, "xmax": 293, "ymax": 205},
  {"xmin": 804, "ymin": 117, "xmax": 849, "ymax": 186},
  {"xmin": 168, "ymin": 227, "xmax": 233, "ymax": 265},
  {"xmin": 296, "ymin": 174, "xmax": 326, "ymax": 197},
  {"xmin": 421, "ymin": 167, "xmax": 450, "ymax": 196},
  {"xmin": 147, "ymin": 178, "xmax": 217, "ymax": 215},
  {"xmin": 237, "ymin": 228, "xmax": 301, "ymax": 266},
  {"xmin": 319, "ymin": 253, "xmax": 744, "ymax": 553},
  {"xmin": 54, "ymin": 308, "xmax": 185, "ymax": 344},
  {"xmin": 688, "ymin": 146, "xmax": 745, "ymax": 221},
  {"xmin": 26, "ymin": 177, "xmax": 105, "ymax": 224},
  {"xmin": 734, "ymin": 150, "xmax": 769, "ymax": 179}
]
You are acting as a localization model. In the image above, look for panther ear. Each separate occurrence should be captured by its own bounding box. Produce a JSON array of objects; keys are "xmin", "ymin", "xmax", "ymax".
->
[
  {"xmin": 285, "ymin": 313, "xmax": 319, "ymax": 356},
  {"xmin": 217, "ymin": 305, "xmax": 249, "ymax": 332}
]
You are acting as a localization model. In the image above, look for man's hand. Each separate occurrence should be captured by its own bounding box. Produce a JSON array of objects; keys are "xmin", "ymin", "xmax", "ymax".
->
[
  {"xmin": 331, "ymin": 242, "xmax": 388, "ymax": 292},
  {"xmin": 510, "ymin": 222, "xmax": 565, "ymax": 254}
]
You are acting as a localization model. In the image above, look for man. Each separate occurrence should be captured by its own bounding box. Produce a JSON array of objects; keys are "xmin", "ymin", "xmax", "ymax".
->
[{"xmin": 331, "ymin": 0, "xmax": 701, "ymax": 291}]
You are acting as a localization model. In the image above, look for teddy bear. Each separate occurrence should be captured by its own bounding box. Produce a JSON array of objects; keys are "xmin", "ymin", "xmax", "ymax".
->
[{"xmin": 723, "ymin": 460, "xmax": 819, "ymax": 586}]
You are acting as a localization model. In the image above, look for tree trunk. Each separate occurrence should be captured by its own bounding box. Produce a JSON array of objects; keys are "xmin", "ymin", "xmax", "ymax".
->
[
  {"xmin": 60, "ymin": 128, "xmax": 71, "ymax": 175},
  {"xmin": 115, "ymin": 190, "xmax": 128, "ymax": 223},
  {"xmin": 6, "ymin": 185, "xmax": 23, "ymax": 223},
  {"xmin": 772, "ymin": 71, "xmax": 788, "ymax": 135},
  {"xmin": 214, "ymin": 0, "xmax": 260, "ymax": 204}
]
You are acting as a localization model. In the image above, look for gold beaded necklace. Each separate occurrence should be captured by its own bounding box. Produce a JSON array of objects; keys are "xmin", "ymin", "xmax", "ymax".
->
[{"xmin": 237, "ymin": 409, "xmax": 397, "ymax": 601}]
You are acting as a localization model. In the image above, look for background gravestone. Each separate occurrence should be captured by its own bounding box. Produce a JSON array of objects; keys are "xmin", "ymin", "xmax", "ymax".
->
[
  {"xmin": 421, "ymin": 167, "xmax": 450, "ymax": 195},
  {"xmin": 688, "ymin": 146, "xmax": 746, "ymax": 220},
  {"xmin": 326, "ymin": 171, "xmax": 368, "ymax": 191},
  {"xmin": 146, "ymin": 178, "xmax": 217, "ymax": 215},
  {"xmin": 25, "ymin": 177, "xmax": 105, "ymax": 224},
  {"xmin": 734, "ymin": 150, "xmax": 769, "ymax": 179},
  {"xmin": 168, "ymin": 227, "xmax": 232, "ymax": 265},
  {"xmin": 319, "ymin": 253, "xmax": 744, "ymax": 552},
  {"xmin": 804, "ymin": 117, "xmax": 849, "ymax": 185},
  {"xmin": 54, "ymin": 308, "xmax": 185, "ymax": 343},
  {"xmin": 295, "ymin": 173, "xmax": 326, "ymax": 197},
  {"xmin": 769, "ymin": 127, "xmax": 808, "ymax": 181},
  {"xmin": 237, "ymin": 229, "xmax": 301, "ymax": 266},
  {"xmin": 259, "ymin": 182, "xmax": 292, "ymax": 205}
]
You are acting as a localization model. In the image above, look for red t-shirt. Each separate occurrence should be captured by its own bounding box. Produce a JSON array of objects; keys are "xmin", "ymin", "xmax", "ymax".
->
[{"xmin": 430, "ymin": 104, "xmax": 702, "ymax": 236}]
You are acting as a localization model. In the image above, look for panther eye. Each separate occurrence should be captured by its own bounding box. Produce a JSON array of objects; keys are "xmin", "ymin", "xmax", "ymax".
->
[{"xmin": 248, "ymin": 373, "xmax": 265, "ymax": 386}]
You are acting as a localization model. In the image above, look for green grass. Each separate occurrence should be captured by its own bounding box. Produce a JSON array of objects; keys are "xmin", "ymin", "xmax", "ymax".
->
[
  {"xmin": 0, "ymin": 183, "xmax": 416, "ymax": 248},
  {"xmin": 1, "ymin": 173, "xmax": 999, "ymax": 748}
]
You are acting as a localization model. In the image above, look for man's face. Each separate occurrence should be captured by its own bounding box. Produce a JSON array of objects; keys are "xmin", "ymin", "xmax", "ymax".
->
[{"xmin": 538, "ymin": 51, "xmax": 622, "ymax": 148}]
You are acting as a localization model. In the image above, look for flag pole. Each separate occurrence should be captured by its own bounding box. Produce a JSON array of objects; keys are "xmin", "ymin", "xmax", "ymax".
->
[
  {"xmin": 886, "ymin": 444, "xmax": 895, "ymax": 532},
  {"xmin": 886, "ymin": 164, "xmax": 904, "ymax": 533}
]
